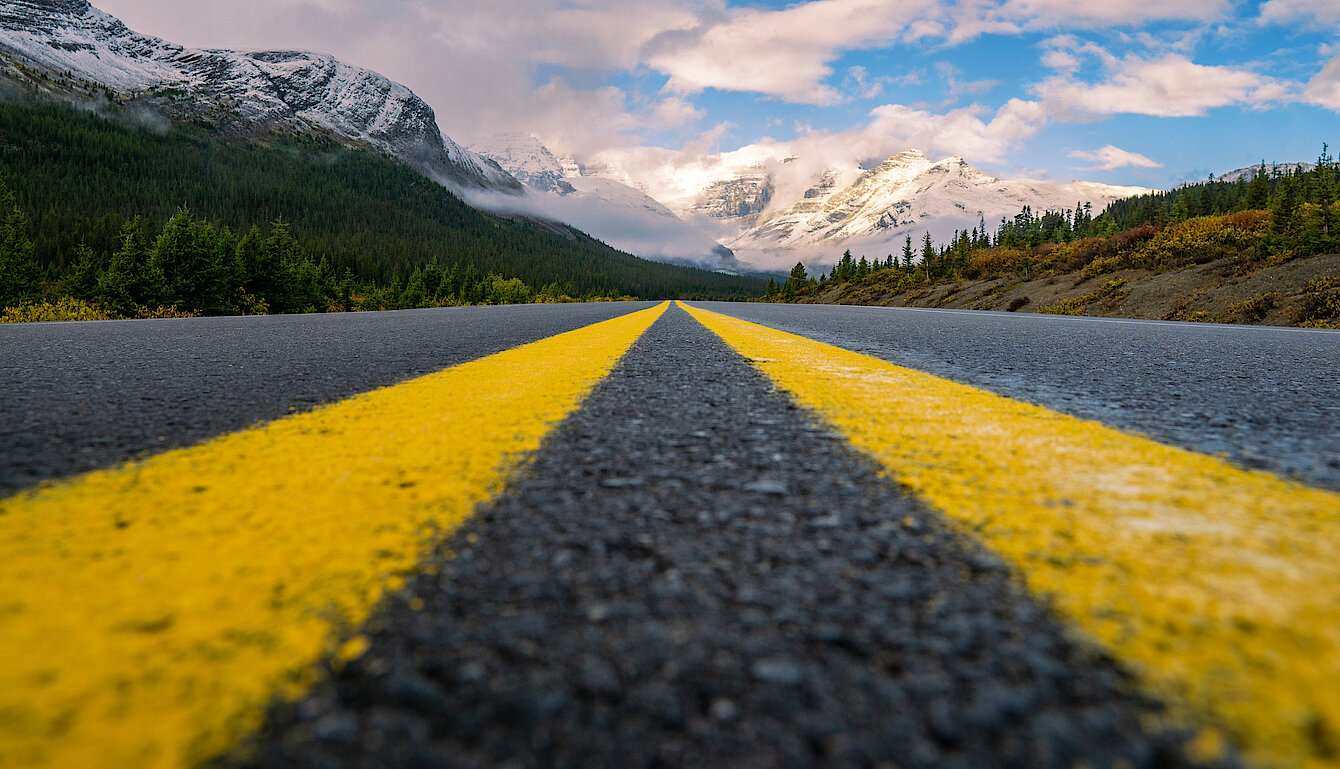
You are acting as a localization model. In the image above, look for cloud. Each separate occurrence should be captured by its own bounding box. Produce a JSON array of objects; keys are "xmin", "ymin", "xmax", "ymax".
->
[
  {"xmin": 1041, "ymin": 49, "xmax": 1083, "ymax": 74},
  {"xmin": 92, "ymin": 0, "xmax": 704, "ymax": 153},
  {"xmin": 590, "ymin": 95, "xmax": 1050, "ymax": 216},
  {"xmin": 643, "ymin": 0, "xmax": 940, "ymax": 105},
  {"xmin": 998, "ymin": 0, "xmax": 1230, "ymax": 27},
  {"xmin": 1304, "ymin": 54, "xmax": 1340, "ymax": 111},
  {"xmin": 1259, "ymin": 0, "xmax": 1340, "ymax": 26},
  {"xmin": 1069, "ymin": 144, "xmax": 1162, "ymax": 170},
  {"xmin": 1033, "ymin": 52, "xmax": 1287, "ymax": 117}
]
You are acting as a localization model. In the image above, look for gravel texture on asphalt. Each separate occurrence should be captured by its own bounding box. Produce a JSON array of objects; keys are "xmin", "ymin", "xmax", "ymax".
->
[
  {"xmin": 228, "ymin": 305, "xmax": 1227, "ymax": 769},
  {"xmin": 0, "ymin": 302, "xmax": 655, "ymax": 494},
  {"xmin": 695, "ymin": 302, "xmax": 1340, "ymax": 492}
]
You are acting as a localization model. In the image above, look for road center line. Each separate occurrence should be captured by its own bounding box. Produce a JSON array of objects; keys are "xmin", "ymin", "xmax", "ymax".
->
[
  {"xmin": 0, "ymin": 301, "xmax": 667, "ymax": 769},
  {"xmin": 682, "ymin": 301, "xmax": 1340, "ymax": 769}
]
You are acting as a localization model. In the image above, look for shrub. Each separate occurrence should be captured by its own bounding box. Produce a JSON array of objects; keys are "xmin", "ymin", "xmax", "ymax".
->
[
  {"xmin": 1, "ymin": 298, "xmax": 112, "ymax": 323},
  {"xmin": 1223, "ymin": 292, "xmax": 1281, "ymax": 323},
  {"xmin": 1040, "ymin": 297, "xmax": 1087, "ymax": 315}
]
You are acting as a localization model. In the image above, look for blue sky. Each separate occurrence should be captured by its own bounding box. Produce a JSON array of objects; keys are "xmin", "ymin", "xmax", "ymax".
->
[{"xmin": 98, "ymin": 0, "xmax": 1340, "ymax": 191}]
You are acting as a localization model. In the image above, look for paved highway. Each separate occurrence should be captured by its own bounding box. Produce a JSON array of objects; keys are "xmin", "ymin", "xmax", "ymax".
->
[
  {"xmin": 697, "ymin": 302, "xmax": 1340, "ymax": 492},
  {"xmin": 1, "ymin": 301, "xmax": 1336, "ymax": 769}
]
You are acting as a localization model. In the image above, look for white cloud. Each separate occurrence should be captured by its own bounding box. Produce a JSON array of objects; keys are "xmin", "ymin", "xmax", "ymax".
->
[
  {"xmin": 1259, "ymin": 0, "xmax": 1340, "ymax": 26},
  {"xmin": 643, "ymin": 0, "xmax": 941, "ymax": 105},
  {"xmin": 1042, "ymin": 49, "xmax": 1083, "ymax": 73},
  {"xmin": 1069, "ymin": 144, "xmax": 1162, "ymax": 170},
  {"xmin": 648, "ymin": 97, "xmax": 707, "ymax": 128},
  {"xmin": 1034, "ymin": 53, "xmax": 1286, "ymax": 117},
  {"xmin": 591, "ymin": 96, "xmax": 1049, "ymax": 214},
  {"xmin": 1304, "ymin": 54, "xmax": 1340, "ymax": 111},
  {"xmin": 92, "ymin": 0, "xmax": 705, "ymax": 153},
  {"xmin": 998, "ymin": 0, "xmax": 1230, "ymax": 27}
]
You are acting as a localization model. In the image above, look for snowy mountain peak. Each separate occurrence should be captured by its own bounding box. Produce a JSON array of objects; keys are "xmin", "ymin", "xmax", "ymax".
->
[
  {"xmin": 469, "ymin": 133, "xmax": 573, "ymax": 194},
  {"xmin": 0, "ymin": 0, "xmax": 520, "ymax": 193},
  {"xmin": 471, "ymin": 133, "xmax": 740, "ymax": 271},
  {"xmin": 724, "ymin": 150, "xmax": 1154, "ymax": 268}
]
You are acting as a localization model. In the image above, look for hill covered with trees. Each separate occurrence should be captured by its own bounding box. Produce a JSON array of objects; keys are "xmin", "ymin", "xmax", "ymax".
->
[
  {"xmin": 764, "ymin": 148, "xmax": 1339, "ymax": 328},
  {"xmin": 0, "ymin": 97, "xmax": 764, "ymax": 319}
]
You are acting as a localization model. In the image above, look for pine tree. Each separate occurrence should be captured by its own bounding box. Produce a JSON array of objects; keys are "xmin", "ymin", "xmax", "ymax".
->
[
  {"xmin": 151, "ymin": 209, "xmax": 231, "ymax": 314},
  {"xmin": 783, "ymin": 261, "xmax": 808, "ymax": 295},
  {"xmin": 0, "ymin": 173, "xmax": 40, "ymax": 307},
  {"xmin": 61, "ymin": 241, "xmax": 101, "ymax": 300},
  {"xmin": 1271, "ymin": 175, "xmax": 1301, "ymax": 237},
  {"xmin": 98, "ymin": 217, "xmax": 164, "ymax": 316},
  {"xmin": 901, "ymin": 235, "xmax": 914, "ymax": 268},
  {"xmin": 1246, "ymin": 164, "xmax": 1271, "ymax": 210},
  {"xmin": 237, "ymin": 224, "xmax": 286, "ymax": 309}
]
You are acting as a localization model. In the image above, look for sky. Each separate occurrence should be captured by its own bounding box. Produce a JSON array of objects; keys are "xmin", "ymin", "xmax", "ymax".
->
[{"xmin": 92, "ymin": 0, "xmax": 1340, "ymax": 194}]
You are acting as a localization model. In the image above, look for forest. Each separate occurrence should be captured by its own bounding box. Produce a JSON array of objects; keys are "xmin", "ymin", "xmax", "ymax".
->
[
  {"xmin": 0, "ymin": 97, "xmax": 764, "ymax": 320},
  {"xmin": 769, "ymin": 146, "xmax": 1338, "ymax": 325}
]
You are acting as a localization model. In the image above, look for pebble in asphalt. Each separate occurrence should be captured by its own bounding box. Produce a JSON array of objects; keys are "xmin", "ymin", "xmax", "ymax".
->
[{"xmin": 226, "ymin": 306, "xmax": 1231, "ymax": 769}]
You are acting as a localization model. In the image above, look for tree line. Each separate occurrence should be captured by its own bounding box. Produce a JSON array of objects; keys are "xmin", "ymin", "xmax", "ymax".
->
[
  {"xmin": 0, "ymin": 176, "xmax": 615, "ymax": 317},
  {"xmin": 766, "ymin": 144, "xmax": 1337, "ymax": 299},
  {"xmin": 0, "ymin": 96, "xmax": 763, "ymax": 318}
]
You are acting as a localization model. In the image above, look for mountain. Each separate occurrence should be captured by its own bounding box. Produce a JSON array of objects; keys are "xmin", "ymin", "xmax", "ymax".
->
[
  {"xmin": 471, "ymin": 133, "xmax": 741, "ymax": 272},
  {"xmin": 707, "ymin": 150, "xmax": 1153, "ymax": 268},
  {"xmin": 0, "ymin": 0, "xmax": 520, "ymax": 193},
  {"xmin": 1214, "ymin": 162, "xmax": 1316, "ymax": 183}
]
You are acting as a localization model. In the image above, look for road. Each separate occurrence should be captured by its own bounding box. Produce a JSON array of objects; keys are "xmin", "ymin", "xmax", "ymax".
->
[
  {"xmin": 1, "ymin": 301, "xmax": 1337, "ymax": 769},
  {"xmin": 696, "ymin": 302, "xmax": 1340, "ymax": 492},
  {"xmin": 0, "ymin": 302, "xmax": 656, "ymax": 494}
]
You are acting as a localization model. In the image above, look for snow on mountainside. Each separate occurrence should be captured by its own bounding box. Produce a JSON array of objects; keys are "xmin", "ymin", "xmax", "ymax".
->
[
  {"xmin": 470, "ymin": 132, "xmax": 574, "ymax": 194},
  {"xmin": 0, "ymin": 0, "xmax": 520, "ymax": 193},
  {"xmin": 721, "ymin": 150, "xmax": 1153, "ymax": 268},
  {"xmin": 471, "ymin": 133, "xmax": 740, "ymax": 271}
]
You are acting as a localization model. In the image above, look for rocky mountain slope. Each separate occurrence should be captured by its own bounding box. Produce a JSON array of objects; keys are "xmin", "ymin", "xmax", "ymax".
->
[
  {"xmin": 0, "ymin": 0, "xmax": 520, "ymax": 192},
  {"xmin": 472, "ymin": 133, "xmax": 740, "ymax": 271},
  {"xmin": 714, "ymin": 150, "xmax": 1151, "ymax": 267},
  {"xmin": 1214, "ymin": 162, "xmax": 1315, "ymax": 183}
]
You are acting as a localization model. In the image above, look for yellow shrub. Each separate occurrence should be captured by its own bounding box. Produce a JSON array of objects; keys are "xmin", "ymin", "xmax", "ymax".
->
[{"xmin": 1, "ymin": 298, "xmax": 112, "ymax": 323}]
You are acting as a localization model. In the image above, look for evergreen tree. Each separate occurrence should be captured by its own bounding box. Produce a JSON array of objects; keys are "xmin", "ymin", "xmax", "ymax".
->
[
  {"xmin": 61, "ymin": 241, "xmax": 101, "ymax": 300},
  {"xmin": 98, "ymin": 217, "xmax": 164, "ymax": 315},
  {"xmin": 237, "ymin": 224, "xmax": 287, "ymax": 310},
  {"xmin": 901, "ymin": 235, "xmax": 914, "ymax": 268},
  {"xmin": 1246, "ymin": 164, "xmax": 1271, "ymax": 210},
  {"xmin": 1271, "ymin": 174, "xmax": 1301, "ymax": 237},
  {"xmin": 151, "ymin": 209, "xmax": 232, "ymax": 314},
  {"xmin": 783, "ymin": 261, "xmax": 808, "ymax": 295},
  {"xmin": 0, "ymin": 173, "xmax": 40, "ymax": 306}
]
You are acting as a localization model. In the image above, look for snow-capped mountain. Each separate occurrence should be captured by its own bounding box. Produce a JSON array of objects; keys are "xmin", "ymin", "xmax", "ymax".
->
[
  {"xmin": 689, "ymin": 168, "xmax": 774, "ymax": 224},
  {"xmin": 716, "ymin": 150, "xmax": 1152, "ymax": 268},
  {"xmin": 0, "ymin": 0, "xmax": 520, "ymax": 193},
  {"xmin": 472, "ymin": 133, "xmax": 740, "ymax": 271}
]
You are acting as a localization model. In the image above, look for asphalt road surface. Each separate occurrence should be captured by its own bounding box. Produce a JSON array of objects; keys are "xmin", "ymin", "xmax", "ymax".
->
[
  {"xmin": 0, "ymin": 302, "xmax": 655, "ymax": 494},
  {"xmin": 695, "ymin": 303, "xmax": 1340, "ymax": 492},
  {"xmin": 231, "ymin": 306, "xmax": 1216, "ymax": 769},
  {"xmin": 5, "ymin": 300, "xmax": 1337, "ymax": 769}
]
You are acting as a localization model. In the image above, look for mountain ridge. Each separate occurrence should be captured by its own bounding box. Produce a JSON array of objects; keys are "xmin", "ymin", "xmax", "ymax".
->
[
  {"xmin": 0, "ymin": 0, "xmax": 520, "ymax": 193},
  {"xmin": 691, "ymin": 150, "xmax": 1155, "ymax": 267},
  {"xmin": 471, "ymin": 133, "xmax": 741, "ymax": 272}
]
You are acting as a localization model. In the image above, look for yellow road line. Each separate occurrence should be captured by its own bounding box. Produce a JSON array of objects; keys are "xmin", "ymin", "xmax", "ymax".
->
[
  {"xmin": 0, "ymin": 301, "xmax": 667, "ymax": 769},
  {"xmin": 682, "ymin": 301, "xmax": 1340, "ymax": 769}
]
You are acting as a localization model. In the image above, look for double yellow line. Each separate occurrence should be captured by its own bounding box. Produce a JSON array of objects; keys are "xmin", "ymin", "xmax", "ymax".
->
[{"xmin": 1, "ymin": 300, "xmax": 1337, "ymax": 769}]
